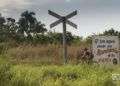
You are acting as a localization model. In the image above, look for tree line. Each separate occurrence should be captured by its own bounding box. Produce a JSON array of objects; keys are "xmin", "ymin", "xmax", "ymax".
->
[
  {"xmin": 0, "ymin": 10, "xmax": 120, "ymax": 45},
  {"xmin": 0, "ymin": 10, "xmax": 83, "ymax": 45}
]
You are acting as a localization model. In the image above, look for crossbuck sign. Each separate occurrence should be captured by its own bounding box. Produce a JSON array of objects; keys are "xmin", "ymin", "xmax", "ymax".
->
[{"xmin": 48, "ymin": 10, "xmax": 77, "ymax": 64}]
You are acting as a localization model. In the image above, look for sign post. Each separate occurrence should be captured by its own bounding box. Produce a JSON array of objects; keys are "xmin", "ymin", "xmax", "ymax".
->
[{"xmin": 48, "ymin": 10, "xmax": 77, "ymax": 64}]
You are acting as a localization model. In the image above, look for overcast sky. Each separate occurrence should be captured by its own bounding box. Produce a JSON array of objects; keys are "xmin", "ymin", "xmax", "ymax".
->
[{"xmin": 0, "ymin": 0, "xmax": 120, "ymax": 37}]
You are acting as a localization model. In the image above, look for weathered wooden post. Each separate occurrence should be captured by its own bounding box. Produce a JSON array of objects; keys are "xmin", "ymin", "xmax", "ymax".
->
[{"xmin": 48, "ymin": 10, "xmax": 77, "ymax": 64}]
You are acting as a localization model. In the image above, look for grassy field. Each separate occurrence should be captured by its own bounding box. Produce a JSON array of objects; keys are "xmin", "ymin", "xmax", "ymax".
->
[
  {"xmin": 0, "ymin": 44, "xmax": 120, "ymax": 86},
  {"xmin": 0, "ymin": 57, "xmax": 120, "ymax": 86}
]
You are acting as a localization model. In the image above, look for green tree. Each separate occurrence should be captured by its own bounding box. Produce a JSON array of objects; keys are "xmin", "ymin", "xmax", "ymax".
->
[
  {"xmin": 0, "ymin": 13, "xmax": 5, "ymax": 27},
  {"xmin": 47, "ymin": 32, "xmax": 75, "ymax": 45},
  {"xmin": 34, "ymin": 22, "xmax": 47, "ymax": 35},
  {"xmin": 18, "ymin": 10, "xmax": 37, "ymax": 36},
  {"xmin": 6, "ymin": 18, "xmax": 18, "ymax": 37},
  {"xmin": 18, "ymin": 11, "xmax": 47, "ymax": 42},
  {"xmin": 0, "ymin": 14, "xmax": 6, "ymax": 42},
  {"xmin": 101, "ymin": 28, "xmax": 120, "ymax": 37},
  {"xmin": 17, "ymin": 11, "xmax": 47, "ymax": 43}
]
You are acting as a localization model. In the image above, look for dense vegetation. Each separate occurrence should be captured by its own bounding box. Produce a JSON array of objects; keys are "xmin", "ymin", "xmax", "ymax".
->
[
  {"xmin": 0, "ymin": 11, "xmax": 82, "ymax": 45},
  {"xmin": 0, "ymin": 58, "xmax": 120, "ymax": 86},
  {"xmin": 0, "ymin": 10, "xmax": 120, "ymax": 86}
]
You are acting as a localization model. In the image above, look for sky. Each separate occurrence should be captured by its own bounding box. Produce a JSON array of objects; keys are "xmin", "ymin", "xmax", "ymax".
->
[{"xmin": 0, "ymin": 0, "xmax": 120, "ymax": 37}]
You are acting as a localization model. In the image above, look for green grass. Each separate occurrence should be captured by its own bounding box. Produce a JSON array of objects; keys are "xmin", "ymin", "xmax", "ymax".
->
[{"xmin": 0, "ymin": 58, "xmax": 120, "ymax": 86}]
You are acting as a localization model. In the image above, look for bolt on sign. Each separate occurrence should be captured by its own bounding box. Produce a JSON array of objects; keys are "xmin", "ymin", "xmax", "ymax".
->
[{"xmin": 92, "ymin": 36, "xmax": 119, "ymax": 64}]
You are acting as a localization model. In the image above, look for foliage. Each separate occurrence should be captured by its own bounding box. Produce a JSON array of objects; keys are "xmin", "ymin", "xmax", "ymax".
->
[
  {"xmin": 0, "ymin": 58, "xmax": 12, "ymax": 86},
  {"xmin": 101, "ymin": 28, "xmax": 120, "ymax": 37},
  {"xmin": 0, "ymin": 11, "xmax": 82, "ymax": 45},
  {"xmin": 0, "ymin": 8, "xmax": 120, "ymax": 86},
  {"xmin": 0, "ymin": 60, "xmax": 119, "ymax": 86}
]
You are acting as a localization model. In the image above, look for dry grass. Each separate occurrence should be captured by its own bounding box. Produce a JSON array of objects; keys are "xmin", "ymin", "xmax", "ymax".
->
[{"xmin": 7, "ymin": 44, "xmax": 88, "ymax": 64}]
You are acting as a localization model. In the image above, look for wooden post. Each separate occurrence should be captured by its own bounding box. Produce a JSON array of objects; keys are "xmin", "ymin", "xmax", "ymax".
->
[{"xmin": 63, "ymin": 17, "xmax": 67, "ymax": 64}]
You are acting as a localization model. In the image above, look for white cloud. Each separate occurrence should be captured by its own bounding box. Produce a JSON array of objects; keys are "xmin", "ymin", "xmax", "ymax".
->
[
  {"xmin": 0, "ymin": 0, "xmax": 32, "ymax": 18},
  {"xmin": 0, "ymin": 0, "xmax": 9, "ymax": 7},
  {"xmin": 0, "ymin": 0, "xmax": 120, "ymax": 36},
  {"xmin": 0, "ymin": 0, "xmax": 31, "ymax": 8}
]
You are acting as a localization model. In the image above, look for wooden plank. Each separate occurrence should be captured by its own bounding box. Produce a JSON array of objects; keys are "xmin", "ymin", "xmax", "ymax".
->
[
  {"xmin": 65, "ymin": 10, "xmax": 77, "ymax": 19},
  {"xmin": 63, "ymin": 20, "xmax": 67, "ymax": 64},
  {"xmin": 48, "ymin": 10, "xmax": 62, "ymax": 19},
  {"xmin": 50, "ymin": 18, "xmax": 63, "ymax": 28},
  {"xmin": 67, "ymin": 20, "xmax": 77, "ymax": 29}
]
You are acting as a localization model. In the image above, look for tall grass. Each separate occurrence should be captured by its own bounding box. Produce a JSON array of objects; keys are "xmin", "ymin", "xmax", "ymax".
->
[
  {"xmin": 0, "ymin": 44, "xmax": 119, "ymax": 86},
  {"xmin": 7, "ymin": 44, "xmax": 83, "ymax": 64},
  {"xmin": 0, "ymin": 61, "xmax": 120, "ymax": 86}
]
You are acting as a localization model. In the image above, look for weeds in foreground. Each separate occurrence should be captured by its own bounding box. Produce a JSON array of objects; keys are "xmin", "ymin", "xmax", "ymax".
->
[{"xmin": 0, "ymin": 60, "xmax": 120, "ymax": 86}]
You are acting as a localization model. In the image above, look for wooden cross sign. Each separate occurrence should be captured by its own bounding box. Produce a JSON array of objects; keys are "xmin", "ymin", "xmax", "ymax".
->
[{"xmin": 48, "ymin": 10, "xmax": 77, "ymax": 64}]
